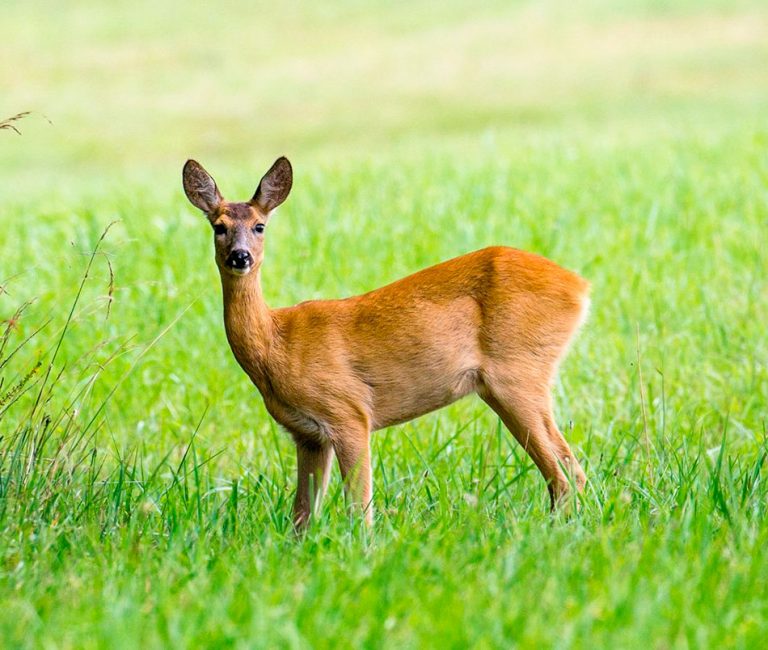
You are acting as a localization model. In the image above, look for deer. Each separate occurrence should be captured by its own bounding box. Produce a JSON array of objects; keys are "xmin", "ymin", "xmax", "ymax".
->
[{"xmin": 182, "ymin": 156, "xmax": 590, "ymax": 530}]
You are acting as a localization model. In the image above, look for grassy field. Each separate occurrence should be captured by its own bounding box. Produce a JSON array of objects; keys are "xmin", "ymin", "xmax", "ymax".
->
[{"xmin": 2, "ymin": 0, "xmax": 768, "ymax": 647}]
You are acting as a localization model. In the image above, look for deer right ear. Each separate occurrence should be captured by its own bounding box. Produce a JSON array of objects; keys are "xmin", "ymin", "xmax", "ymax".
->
[{"xmin": 183, "ymin": 160, "xmax": 223, "ymax": 215}]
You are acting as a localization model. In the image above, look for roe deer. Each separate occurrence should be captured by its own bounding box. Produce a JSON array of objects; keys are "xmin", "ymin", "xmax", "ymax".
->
[{"xmin": 183, "ymin": 157, "xmax": 590, "ymax": 529}]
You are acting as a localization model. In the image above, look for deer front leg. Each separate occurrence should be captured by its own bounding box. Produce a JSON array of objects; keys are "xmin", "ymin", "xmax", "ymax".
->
[
  {"xmin": 293, "ymin": 442, "xmax": 334, "ymax": 532},
  {"xmin": 333, "ymin": 431, "xmax": 373, "ymax": 526}
]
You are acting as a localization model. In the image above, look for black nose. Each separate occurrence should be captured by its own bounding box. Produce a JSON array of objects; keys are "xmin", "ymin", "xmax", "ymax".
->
[{"xmin": 227, "ymin": 249, "xmax": 252, "ymax": 269}]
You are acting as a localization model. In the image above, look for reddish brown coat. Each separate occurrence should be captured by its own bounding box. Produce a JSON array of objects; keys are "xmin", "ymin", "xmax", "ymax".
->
[{"xmin": 183, "ymin": 158, "xmax": 590, "ymax": 529}]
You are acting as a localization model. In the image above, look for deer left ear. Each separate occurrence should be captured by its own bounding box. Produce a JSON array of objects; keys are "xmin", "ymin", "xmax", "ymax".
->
[{"xmin": 252, "ymin": 157, "xmax": 293, "ymax": 214}]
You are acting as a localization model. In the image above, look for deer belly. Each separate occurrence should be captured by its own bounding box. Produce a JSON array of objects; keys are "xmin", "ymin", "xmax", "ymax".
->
[{"xmin": 369, "ymin": 366, "xmax": 480, "ymax": 430}]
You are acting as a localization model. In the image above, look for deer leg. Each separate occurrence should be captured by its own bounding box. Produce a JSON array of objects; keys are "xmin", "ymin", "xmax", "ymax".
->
[
  {"xmin": 482, "ymin": 383, "xmax": 581, "ymax": 509},
  {"xmin": 293, "ymin": 441, "xmax": 334, "ymax": 532},
  {"xmin": 541, "ymin": 403, "xmax": 586, "ymax": 492},
  {"xmin": 333, "ymin": 430, "xmax": 373, "ymax": 526}
]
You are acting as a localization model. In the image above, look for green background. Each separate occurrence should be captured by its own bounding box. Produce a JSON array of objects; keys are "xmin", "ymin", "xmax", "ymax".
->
[{"xmin": 1, "ymin": 1, "xmax": 767, "ymax": 647}]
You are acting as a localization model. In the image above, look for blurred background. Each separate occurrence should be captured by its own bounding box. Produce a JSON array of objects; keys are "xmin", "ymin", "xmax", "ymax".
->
[
  {"xmin": 0, "ymin": 0, "xmax": 766, "ymax": 452},
  {"xmin": 3, "ymin": 0, "xmax": 767, "ymax": 195}
]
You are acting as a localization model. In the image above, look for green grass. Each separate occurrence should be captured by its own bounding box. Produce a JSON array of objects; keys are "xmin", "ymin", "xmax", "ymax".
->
[{"xmin": 2, "ymin": 1, "xmax": 768, "ymax": 648}]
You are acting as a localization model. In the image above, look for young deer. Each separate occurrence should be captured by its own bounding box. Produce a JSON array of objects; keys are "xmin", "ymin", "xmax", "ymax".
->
[{"xmin": 183, "ymin": 157, "xmax": 590, "ymax": 529}]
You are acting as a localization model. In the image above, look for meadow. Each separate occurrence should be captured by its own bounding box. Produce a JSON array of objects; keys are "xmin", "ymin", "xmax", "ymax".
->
[{"xmin": 1, "ymin": 0, "xmax": 767, "ymax": 647}]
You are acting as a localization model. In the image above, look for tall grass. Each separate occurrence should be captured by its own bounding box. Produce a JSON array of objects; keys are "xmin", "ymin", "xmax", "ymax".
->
[
  {"xmin": 1, "ymin": 218, "xmax": 766, "ymax": 646},
  {"xmin": 0, "ymin": 229, "xmax": 293, "ymax": 553},
  {"xmin": 0, "ymin": 113, "xmax": 31, "ymax": 136},
  {"xmin": 1, "ymin": 0, "xmax": 767, "ymax": 646}
]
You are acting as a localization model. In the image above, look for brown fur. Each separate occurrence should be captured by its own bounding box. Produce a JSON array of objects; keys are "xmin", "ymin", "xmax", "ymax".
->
[{"xmin": 183, "ymin": 158, "xmax": 590, "ymax": 529}]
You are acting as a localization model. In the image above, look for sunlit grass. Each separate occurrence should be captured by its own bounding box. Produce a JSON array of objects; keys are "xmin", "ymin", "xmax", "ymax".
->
[
  {"xmin": 1, "ymin": 0, "xmax": 768, "ymax": 647},
  {"xmin": 2, "ymin": 131, "xmax": 767, "ymax": 646}
]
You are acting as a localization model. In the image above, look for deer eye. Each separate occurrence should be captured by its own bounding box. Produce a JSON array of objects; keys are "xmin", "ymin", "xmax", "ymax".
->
[
  {"xmin": 253, "ymin": 223, "xmax": 265, "ymax": 234},
  {"xmin": 213, "ymin": 224, "xmax": 227, "ymax": 236}
]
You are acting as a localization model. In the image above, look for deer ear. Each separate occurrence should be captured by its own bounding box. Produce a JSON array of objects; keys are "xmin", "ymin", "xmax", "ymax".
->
[
  {"xmin": 183, "ymin": 160, "xmax": 223, "ymax": 215},
  {"xmin": 252, "ymin": 157, "xmax": 292, "ymax": 213}
]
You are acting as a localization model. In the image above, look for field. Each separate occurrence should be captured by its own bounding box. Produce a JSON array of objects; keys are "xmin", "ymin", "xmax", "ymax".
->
[{"xmin": 2, "ymin": 0, "xmax": 768, "ymax": 647}]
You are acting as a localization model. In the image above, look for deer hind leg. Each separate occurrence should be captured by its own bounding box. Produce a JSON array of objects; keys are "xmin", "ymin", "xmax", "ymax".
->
[
  {"xmin": 541, "ymin": 397, "xmax": 586, "ymax": 492},
  {"xmin": 482, "ymin": 370, "xmax": 584, "ymax": 509}
]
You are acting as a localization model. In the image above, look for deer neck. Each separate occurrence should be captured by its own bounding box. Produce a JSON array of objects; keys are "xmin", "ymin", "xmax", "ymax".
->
[{"xmin": 221, "ymin": 269, "xmax": 274, "ymax": 381}]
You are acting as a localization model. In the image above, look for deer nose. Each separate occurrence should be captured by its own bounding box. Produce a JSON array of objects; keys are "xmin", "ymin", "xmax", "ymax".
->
[{"xmin": 227, "ymin": 249, "xmax": 252, "ymax": 270}]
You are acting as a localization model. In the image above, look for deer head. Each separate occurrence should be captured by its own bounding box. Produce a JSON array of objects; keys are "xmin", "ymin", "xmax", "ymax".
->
[{"xmin": 182, "ymin": 157, "xmax": 293, "ymax": 276}]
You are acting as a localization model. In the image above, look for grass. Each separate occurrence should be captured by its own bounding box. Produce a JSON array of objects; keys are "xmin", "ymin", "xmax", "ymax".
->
[{"xmin": 1, "ymin": 0, "xmax": 768, "ymax": 647}]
